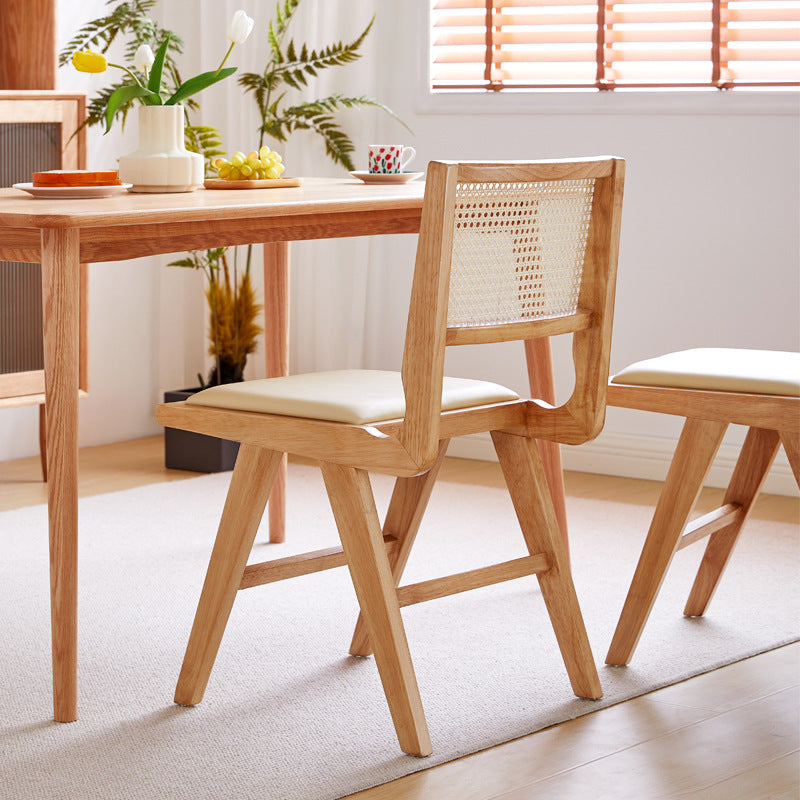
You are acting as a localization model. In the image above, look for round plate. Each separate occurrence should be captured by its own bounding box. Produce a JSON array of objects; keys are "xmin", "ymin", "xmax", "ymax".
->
[
  {"xmin": 12, "ymin": 182, "xmax": 132, "ymax": 199},
  {"xmin": 349, "ymin": 171, "xmax": 424, "ymax": 184},
  {"xmin": 204, "ymin": 177, "xmax": 302, "ymax": 190}
]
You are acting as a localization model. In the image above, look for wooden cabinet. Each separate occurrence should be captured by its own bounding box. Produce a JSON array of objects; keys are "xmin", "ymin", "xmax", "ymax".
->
[{"xmin": 0, "ymin": 92, "xmax": 89, "ymax": 412}]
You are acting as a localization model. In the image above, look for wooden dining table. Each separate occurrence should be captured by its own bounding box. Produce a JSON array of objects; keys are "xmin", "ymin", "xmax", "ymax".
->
[{"xmin": 0, "ymin": 177, "xmax": 568, "ymax": 723}]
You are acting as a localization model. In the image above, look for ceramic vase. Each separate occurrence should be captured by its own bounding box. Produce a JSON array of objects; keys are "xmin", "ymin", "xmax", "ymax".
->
[{"xmin": 118, "ymin": 104, "xmax": 203, "ymax": 193}]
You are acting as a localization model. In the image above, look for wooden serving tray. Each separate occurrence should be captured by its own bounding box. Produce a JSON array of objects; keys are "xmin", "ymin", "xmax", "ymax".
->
[{"xmin": 204, "ymin": 177, "xmax": 302, "ymax": 190}]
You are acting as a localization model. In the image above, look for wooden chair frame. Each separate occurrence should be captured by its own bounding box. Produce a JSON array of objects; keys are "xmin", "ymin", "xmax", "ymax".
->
[
  {"xmin": 0, "ymin": 91, "xmax": 90, "ymax": 479},
  {"xmin": 156, "ymin": 157, "xmax": 626, "ymax": 756},
  {"xmin": 605, "ymin": 381, "xmax": 800, "ymax": 666}
]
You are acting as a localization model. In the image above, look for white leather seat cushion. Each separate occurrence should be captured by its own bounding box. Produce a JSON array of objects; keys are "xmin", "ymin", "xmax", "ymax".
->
[
  {"xmin": 611, "ymin": 348, "xmax": 800, "ymax": 397},
  {"xmin": 185, "ymin": 369, "xmax": 520, "ymax": 425}
]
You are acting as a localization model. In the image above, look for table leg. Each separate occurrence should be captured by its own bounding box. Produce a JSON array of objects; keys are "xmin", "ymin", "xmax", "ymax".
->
[
  {"xmin": 263, "ymin": 241, "xmax": 289, "ymax": 544},
  {"xmin": 41, "ymin": 228, "xmax": 81, "ymax": 722},
  {"xmin": 523, "ymin": 338, "xmax": 569, "ymax": 555}
]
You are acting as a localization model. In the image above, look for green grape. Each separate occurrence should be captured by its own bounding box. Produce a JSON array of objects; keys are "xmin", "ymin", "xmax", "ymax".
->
[{"xmin": 211, "ymin": 147, "xmax": 288, "ymax": 182}]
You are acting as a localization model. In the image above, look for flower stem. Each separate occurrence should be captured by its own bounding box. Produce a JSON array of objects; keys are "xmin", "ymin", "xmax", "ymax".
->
[
  {"xmin": 109, "ymin": 62, "xmax": 147, "ymax": 89},
  {"xmin": 215, "ymin": 42, "xmax": 235, "ymax": 76}
]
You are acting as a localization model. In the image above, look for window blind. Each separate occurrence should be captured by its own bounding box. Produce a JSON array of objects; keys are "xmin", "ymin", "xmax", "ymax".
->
[{"xmin": 431, "ymin": 0, "xmax": 800, "ymax": 90}]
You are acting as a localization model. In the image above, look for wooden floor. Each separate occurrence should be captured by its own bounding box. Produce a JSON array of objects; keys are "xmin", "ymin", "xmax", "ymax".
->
[{"xmin": 2, "ymin": 436, "xmax": 798, "ymax": 799}]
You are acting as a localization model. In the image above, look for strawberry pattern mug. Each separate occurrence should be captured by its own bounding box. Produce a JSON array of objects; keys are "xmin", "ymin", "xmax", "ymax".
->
[{"xmin": 368, "ymin": 144, "xmax": 416, "ymax": 174}]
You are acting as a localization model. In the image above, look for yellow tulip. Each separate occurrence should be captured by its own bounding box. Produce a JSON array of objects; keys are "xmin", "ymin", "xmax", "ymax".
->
[{"xmin": 72, "ymin": 50, "xmax": 108, "ymax": 73}]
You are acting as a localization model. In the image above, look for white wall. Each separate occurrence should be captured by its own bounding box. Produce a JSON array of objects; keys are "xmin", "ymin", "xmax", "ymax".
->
[
  {"xmin": 2, "ymin": 0, "xmax": 798, "ymax": 496},
  {"xmin": 361, "ymin": 1, "xmax": 800, "ymax": 494}
]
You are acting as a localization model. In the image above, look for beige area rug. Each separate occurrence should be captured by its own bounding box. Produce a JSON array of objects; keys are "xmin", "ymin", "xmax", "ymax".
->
[{"xmin": 1, "ymin": 464, "xmax": 797, "ymax": 799}]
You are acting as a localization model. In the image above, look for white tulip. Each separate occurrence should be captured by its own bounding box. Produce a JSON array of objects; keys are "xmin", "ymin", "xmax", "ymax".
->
[
  {"xmin": 134, "ymin": 44, "xmax": 155, "ymax": 73},
  {"xmin": 227, "ymin": 10, "xmax": 254, "ymax": 45}
]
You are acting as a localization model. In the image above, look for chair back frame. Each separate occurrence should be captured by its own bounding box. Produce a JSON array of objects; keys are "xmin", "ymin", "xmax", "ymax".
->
[{"xmin": 399, "ymin": 158, "xmax": 626, "ymax": 470}]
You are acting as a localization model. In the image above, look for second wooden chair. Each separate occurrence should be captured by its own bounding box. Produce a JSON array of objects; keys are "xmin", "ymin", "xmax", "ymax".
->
[
  {"xmin": 156, "ymin": 157, "xmax": 626, "ymax": 756},
  {"xmin": 605, "ymin": 348, "xmax": 800, "ymax": 666}
]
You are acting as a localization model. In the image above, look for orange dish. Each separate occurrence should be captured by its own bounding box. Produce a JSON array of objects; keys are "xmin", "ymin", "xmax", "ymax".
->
[{"xmin": 32, "ymin": 170, "xmax": 122, "ymax": 187}]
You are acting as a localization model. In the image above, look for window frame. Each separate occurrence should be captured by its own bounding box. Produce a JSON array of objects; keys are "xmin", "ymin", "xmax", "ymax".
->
[{"xmin": 418, "ymin": 0, "xmax": 800, "ymax": 116}]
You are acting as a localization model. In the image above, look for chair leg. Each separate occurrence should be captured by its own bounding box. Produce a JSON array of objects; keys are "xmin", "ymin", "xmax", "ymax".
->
[
  {"xmin": 524, "ymin": 337, "xmax": 569, "ymax": 556},
  {"xmin": 779, "ymin": 429, "xmax": 800, "ymax": 487},
  {"xmin": 174, "ymin": 444, "xmax": 282, "ymax": 707},
  {"xmin": 605, "ymin": 418, "xmax": 728, "ymax": 666},
  {"xmin": 39, "ymin": 404, "xmax": 48, "ymax": 482},
  {"xmin": 321, "ymin": 461, "xmax": 432, "ymax": 757},
  {"xmin": 491, "ymin": 430, "xmax": 602, "ymax": 700},
  {"xmin": 349, "ymin": 439, "xmax": 450, "ymax": 657},
  {"xmin": 684, "ymin": 427, "xmax": 781, "ymax": 617}
]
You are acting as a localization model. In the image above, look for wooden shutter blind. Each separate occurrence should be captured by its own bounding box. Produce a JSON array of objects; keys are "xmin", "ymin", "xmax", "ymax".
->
[{"xmin": 431, "ymin": 0, "xmax": 800, "ymax": 90}]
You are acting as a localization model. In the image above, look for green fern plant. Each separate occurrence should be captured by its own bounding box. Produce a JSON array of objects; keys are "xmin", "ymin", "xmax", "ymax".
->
[{"xmin": 239, "ymin": 0, "xmax": 408, "ymax": 169}]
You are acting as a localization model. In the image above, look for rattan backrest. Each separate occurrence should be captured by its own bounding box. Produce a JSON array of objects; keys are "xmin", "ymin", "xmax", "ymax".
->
[
  {"xmin": 399, "ymin": 158, "xmax": 625, "ymax": 470},
  {"xmin": 448, "ymin": 176, "xmax": 594, "ymax": 331}
]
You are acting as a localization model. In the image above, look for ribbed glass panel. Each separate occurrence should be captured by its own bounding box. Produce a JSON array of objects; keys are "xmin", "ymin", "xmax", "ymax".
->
[
  {"xmin": 0, "ymin": 262, "xmax": 44, "ymax": 373},
  {"xmin": 0, "ymin": 122, "xmax": 61, "ymax": 375}
]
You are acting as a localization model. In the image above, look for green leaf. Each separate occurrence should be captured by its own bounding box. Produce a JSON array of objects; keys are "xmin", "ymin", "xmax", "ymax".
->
[
  {"xmin": 268, "ymin": 21, "xmax": 282, "ymax": 61},
  {"xmin": 166, "ymin": 67, "xmax": 237, "ymax": 106},
  {"xmin": 184, "ymin": 123, "xmax": 226, "ymax": 177},
  {"xmin": 261, "ymin": 119, "xmax": 288, "ymax": 141},
  {"xmin": 105, "ymin": 83, "xmax": 158, "ymax": 133},
  {"xmin": 282, "ymin": 68, "xmax": 308, "ymax": 90},
  {"xmin": 148, "ymin": 34, "xmax": 170, "ymax": 95},
  {"xmin": 274, "ymin": 0, "xmax": 300, "ymax": 38}
]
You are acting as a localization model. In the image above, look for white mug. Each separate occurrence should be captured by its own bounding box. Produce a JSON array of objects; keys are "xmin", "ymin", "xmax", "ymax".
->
[{"xmin": 368, "ymin": 144, "xmax": 416, "ymax": 174}]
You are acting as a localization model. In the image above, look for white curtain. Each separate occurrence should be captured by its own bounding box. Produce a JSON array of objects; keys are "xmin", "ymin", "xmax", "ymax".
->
[{"xmin": 175, "ymin": 0, "xmax": 400, "ymax": 376}]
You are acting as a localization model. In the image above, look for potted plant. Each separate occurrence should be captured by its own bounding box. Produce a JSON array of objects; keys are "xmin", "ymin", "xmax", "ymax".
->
[
  {"xmin": 64, "ymin": 0, "xmax": 408, "ymax": 472},
  {"xmin": 162, "ymin": 246, "xmax": 262, "ymax": 472}
]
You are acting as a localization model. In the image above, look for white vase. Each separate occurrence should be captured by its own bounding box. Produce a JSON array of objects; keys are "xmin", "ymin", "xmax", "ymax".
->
[{"xmin": 118, "ymin": 104, "xmax": 203, "ymax": 193}]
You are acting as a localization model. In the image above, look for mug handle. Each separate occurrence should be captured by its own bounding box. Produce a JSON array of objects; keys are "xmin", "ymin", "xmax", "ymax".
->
[{"xmin": 400, "ymin": 147, "xmax": 416, "ymax": 172}]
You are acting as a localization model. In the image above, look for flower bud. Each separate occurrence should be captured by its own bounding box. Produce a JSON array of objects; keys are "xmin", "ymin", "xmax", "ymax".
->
[
  {"xmin": 227, "ymin": 10, "xmax": 254, "ymax": 44},
  {"xmin": 134, "ymin": 44, "xmax": 155, "ymax": 73},
  {"xmin": 72, "ymin": 50, "xmax": 108, "ymax": 73}
]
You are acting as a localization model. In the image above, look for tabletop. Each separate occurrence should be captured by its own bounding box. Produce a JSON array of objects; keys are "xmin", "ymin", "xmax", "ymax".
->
[
  {"xmin": 0, "ymin": 178, "xmax": 426, "ymax": 264},
  {"xmin": 0, "ymin": 177, "xmax": 426, "ymax": 229}
]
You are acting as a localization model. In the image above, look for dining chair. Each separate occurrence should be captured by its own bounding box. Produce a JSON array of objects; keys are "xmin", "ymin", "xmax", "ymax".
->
[
  {"xmin": 604, "ymin": 348, "xmax": 800, "ymax": 666},
  {"xmin": 156, "ymin": 157, "xmax": 626, "ymax": 756}
]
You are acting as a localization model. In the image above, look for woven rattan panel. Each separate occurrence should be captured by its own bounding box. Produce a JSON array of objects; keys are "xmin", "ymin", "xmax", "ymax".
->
[{"xmin": 447, "ymin": 178, "xmax": 595, "ymax": 328}]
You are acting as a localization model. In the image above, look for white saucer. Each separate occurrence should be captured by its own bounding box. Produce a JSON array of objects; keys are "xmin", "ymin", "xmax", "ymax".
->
[
  {"xmin": 349, "ymin": 171, "xmax": 424, "ymax": 184},
  {"xmin": 13, "ymin": 182, "xmax": 132, "ymax": 199}
]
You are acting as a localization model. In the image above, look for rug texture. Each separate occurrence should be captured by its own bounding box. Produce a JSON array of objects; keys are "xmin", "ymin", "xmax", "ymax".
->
[{"xmin": 1, "ymin": 464, "xmax": 797, "ymax": 800}]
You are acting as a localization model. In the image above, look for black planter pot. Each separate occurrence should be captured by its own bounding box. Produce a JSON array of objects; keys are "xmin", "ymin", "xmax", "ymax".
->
[{"xmin": 163, "ymin": 388, "xmax": 240, "ymax": 473}]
